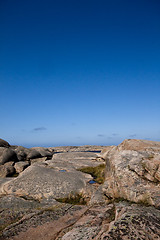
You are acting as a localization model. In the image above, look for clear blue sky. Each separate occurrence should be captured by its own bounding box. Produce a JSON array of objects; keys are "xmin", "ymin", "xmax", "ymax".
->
[{"xmin": 0, "ymin": 0, "xmax": 160, "ymax": 147}]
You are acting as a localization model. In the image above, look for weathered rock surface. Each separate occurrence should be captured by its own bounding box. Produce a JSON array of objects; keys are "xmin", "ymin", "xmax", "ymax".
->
[
  {"xmin": 99, "ymin": 146, "xmax": 116, "ymax": 160},
  {"xmin": 0, "ymin": 162, "xmax": 15, "ymax": 177},
  {"xmin": 2, "ymin": 164, "xmax": 89, "ymax": 200},
  {"xmin": 1, "ymin": 203, "xmax": 88, "ymax": 240},
  {"xmin": 0, "ymin": 138, "xmax": 160, "ymax": 240},
  {"xmin": 0, "ymin": 194, "xmax": 60, "ymax": 239},
  {"xmin": 14, "ymin": 161, "xmax": 30, "ymax": 173},
  {"xmin": 118, "ymin": 138, "xmax": 160, "ymax": 152},
  {"xmin": 1, "ymin": 202, "xmax": 159, "ymax": 240},
  {"xmin": 60, "ymin": 202, "xmax": 160, "ymax": 240},
  {"xmin": 102, "ymin": 139, "xmax": 160, "ymax": 209},
  {"xmin": 100, "ymin": 201, "xmax": 160, "ymax": 240}
]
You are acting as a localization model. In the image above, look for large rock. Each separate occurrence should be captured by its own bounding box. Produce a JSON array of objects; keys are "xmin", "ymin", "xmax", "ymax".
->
[
  {"xmin": 0, "ymin": 148, "xmax": 18, "ymax": 165},
  {"xmin": 2, "ymin": 164, "xmax": 88, "ymax": 200},
  {"xmin": 30, "ymin": 147, "xmax": 53, "ymax": 158},
  {"xmin": 102, "ymin": 139, "xmax": 160, "ymax": 208},
  {"xmin": 0, "ymin": 138, "xmax": 10, "ymax": 148},
  {"xmin": 14, "ymin": 146, "xmax": 29, "ymax": 161},
  {"xmin": 15, "ymin": 146, "xmax": 44, "ymax": 161},
  {"xmin": 0, "ymin": 162, "xmax": 15, "ymax": 177},
  {"xmin": 27, "ymin": 149, "xmax": 42, "ymax": 160},
  {"xmin": 118, "ymin": 138, "xmax": 160, "ymax": 152},
  {"xmin": 14, "ymin": 161, "xmax": 30, "ymax": 173}
]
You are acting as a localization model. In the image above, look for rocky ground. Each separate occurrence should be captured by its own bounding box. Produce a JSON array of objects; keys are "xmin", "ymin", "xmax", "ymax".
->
[{"xmin": 0, "ymin": 138, "xmax": 160, "ymax": 239}]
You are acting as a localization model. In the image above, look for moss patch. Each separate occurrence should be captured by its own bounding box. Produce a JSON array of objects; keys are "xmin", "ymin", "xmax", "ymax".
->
[
  {"xmin": 78, "ymin": 164, "xmax": 105, "ymax": 184},
  {"xmin": 56, "ymin": 193, "xmax": 87, "ymax": 205}
]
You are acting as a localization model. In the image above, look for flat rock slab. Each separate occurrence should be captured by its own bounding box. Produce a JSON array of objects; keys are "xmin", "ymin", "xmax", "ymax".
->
[
  {"xmin": 0, "ymin": 195, "xmax": 41, "ymax": 231},
  {"xmin": 3, "ymin": 201, "xmax": 159, "ymax": 240},
  {"xmin": 52, "ymin": 151, "xmax": 99, "ymax": 161},
  {"xmin": 2, "ymin": 165, "xmax": 87, "ymax": 200},
  {"xmin": 51, "ymin": 145, "xmax": 105, "ymax": 153},
  {"xmin": 47, "ymin": 152, "xmax": 104, "ymax": 170},
  {"xmin": 0, "ymin": 195, "xmax": 41, "ymax": 210},
  {"xmin": 7, "ymin": 205, "xmax": 88, "ymax": 240},
  {"xmin": 0, "ymin": 194, "xmax": 62, "ymax": 238}
]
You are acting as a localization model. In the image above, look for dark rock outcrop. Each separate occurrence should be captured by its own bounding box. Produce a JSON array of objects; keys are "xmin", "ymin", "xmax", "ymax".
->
[
  {"xmin": 0, "ymin": 138, "xmax": 10, "ymax": 148},
  {"xmin": 0, "ymin": 148, "xmax": 18, "ymax": 165},
  {"xmin": 27, "ymin": 149, "xmax": 42, "ymax": 160},
  {"xmin": 0, "ymin": 162, "xmax": 15, "ymax": 178},
  {"xmin": 15, "ymin": 146, "xmax": 28, "ymax": 161},
  {"xmin": 31, "ymin": 147, "xmax": 53, "ymax": 158}
]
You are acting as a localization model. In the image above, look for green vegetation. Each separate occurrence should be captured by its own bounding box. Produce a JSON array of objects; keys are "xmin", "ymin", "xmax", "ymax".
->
[
  {"xmin": 56, "ymin": 193, "xmax": 87, "ymax": 205},
  {"xmin": 78, "ymin": 164, "xmax": 106, "ymax": 184}
]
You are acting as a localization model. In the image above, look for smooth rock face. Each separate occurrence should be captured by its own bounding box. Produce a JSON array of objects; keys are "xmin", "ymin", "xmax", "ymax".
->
[
  {"xmin": 14, "ymin": 146, "xmax": 54, "ymax": 162},
  {"xmin": 102, "ymin": 139, "xmax": 160, "ymax": 208},
  {"xmin": 31, "ymin": 147, "xmax": 53, "ymax": 158},
  {"xmin": 27, "ymin": 149, "xmax": 42, "ymax": 159},
  {"xmin": 0, "ymin": 148, "xmax": 18, "ymax": 165},
  {"xmin": 48, "ymin": 151, "xmax": 104, "ymax": 170},
  {"xmin": 2, "ymin": 164, "xmax": 88, "ymax": 200},
  {"xmin": 15, "ymin": 146, "xmax": 28, "ymax": 161}
]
